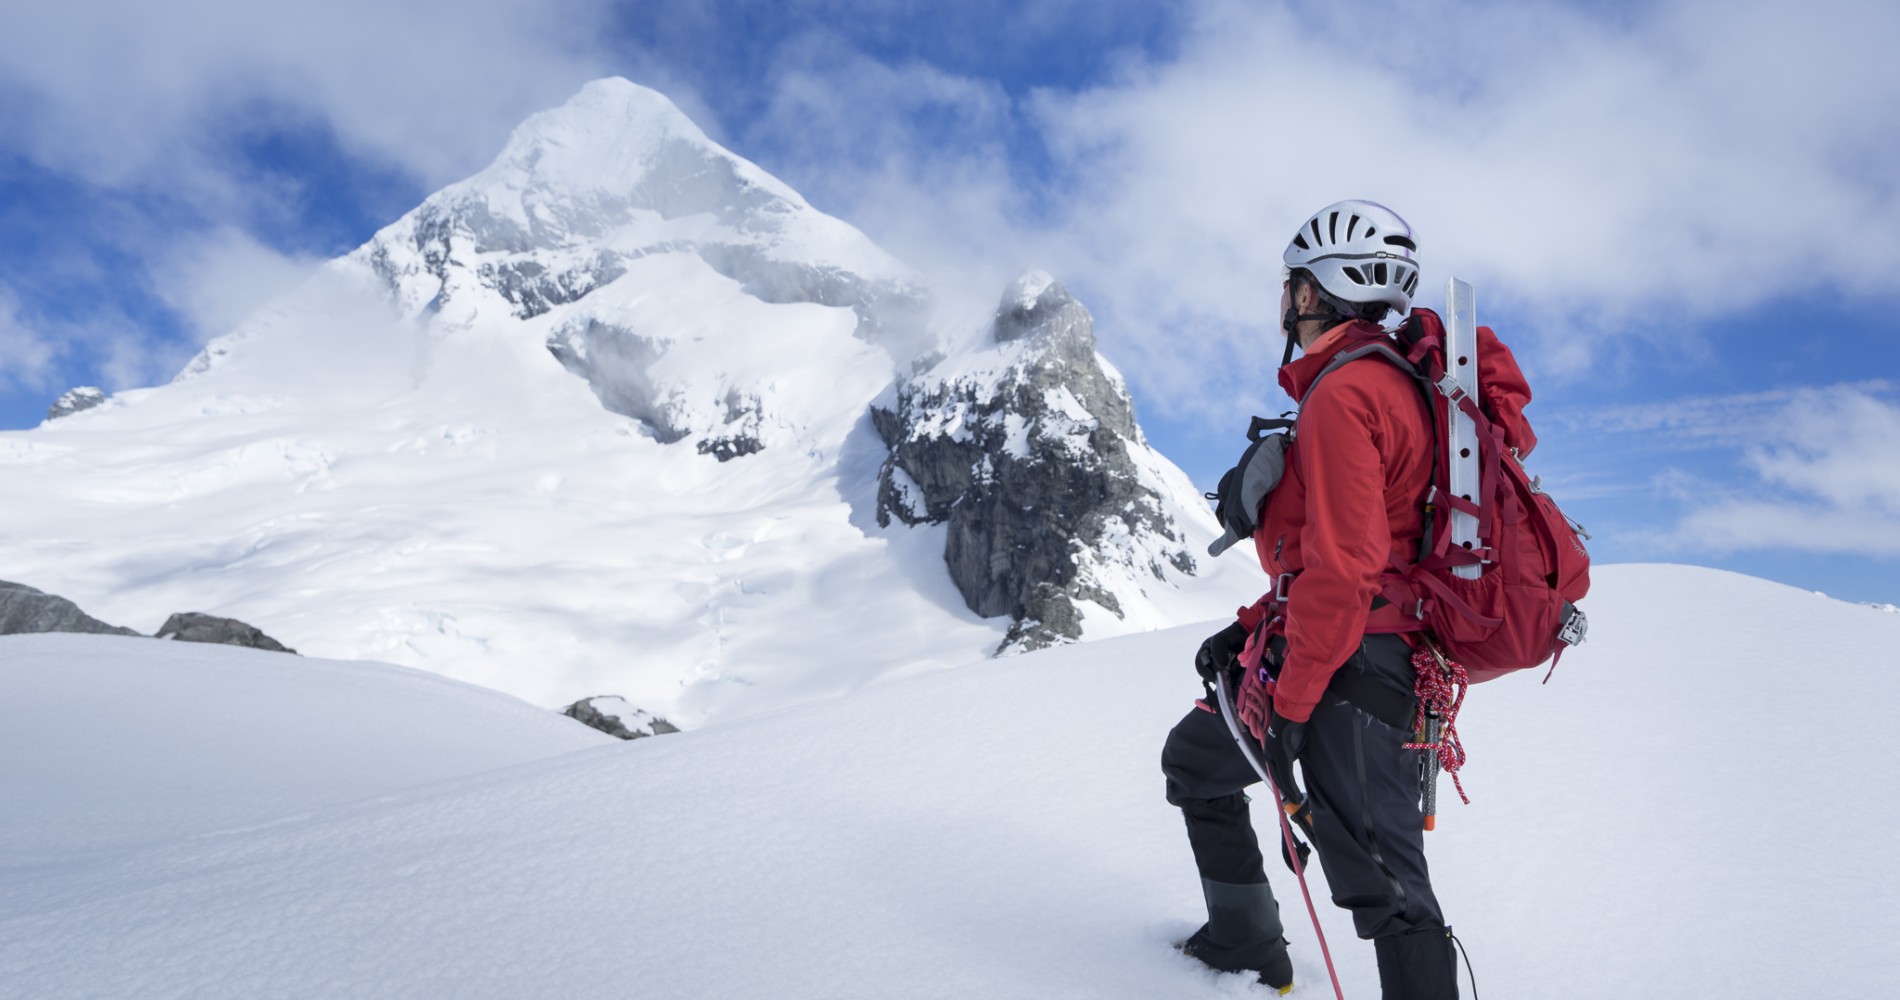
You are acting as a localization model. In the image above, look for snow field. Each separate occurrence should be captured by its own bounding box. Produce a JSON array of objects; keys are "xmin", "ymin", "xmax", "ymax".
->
[
  {"xmin": 0, "ymin": 252, "xmax": 1007, "ymax": 725},
  {"xmin": 2, "ymin": 564, "xmax": 1893, "ymax": 998},
  {"xmin": 0, "ymin": 633, "xmax": 611, "ymax": 866}
]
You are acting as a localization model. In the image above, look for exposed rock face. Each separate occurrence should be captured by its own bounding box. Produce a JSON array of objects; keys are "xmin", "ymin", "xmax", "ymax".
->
[
  {"xmin": 872, "ymin": 272, "xmax": 1197, "ymax": 652},
  {"xmin": 157, "ymin": 613, "xmax": 297, "ymax": 654},
  {"xmin": 0, "ymin": 581, "xmax": 140, "ymax": 636},
  {"xmin": 563, "ymin": 696, "xmax": 681, "ymax": 740},
  {"xmin": 46, "ymin": 387, "xmax": 108, "ymax": 421}
]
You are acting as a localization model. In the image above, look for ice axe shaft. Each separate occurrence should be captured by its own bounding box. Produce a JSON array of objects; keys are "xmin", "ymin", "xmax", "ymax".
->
[{"xmin": 1213, "ymin": 672, "xmax": 1347, "ymax": 1000}]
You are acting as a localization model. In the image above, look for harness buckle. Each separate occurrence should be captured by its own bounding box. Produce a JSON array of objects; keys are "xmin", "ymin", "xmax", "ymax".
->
[{"xmin": 1273, "ymin": 572, "xmax": 1296, "ymax": 604}]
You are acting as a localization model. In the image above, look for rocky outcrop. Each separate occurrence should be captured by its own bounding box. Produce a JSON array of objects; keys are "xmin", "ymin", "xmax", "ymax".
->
[
  {"xmin": 0, "ymin": 581, "xmax": 140, "ymax": 636},
  {"xmin": 0, "ymin": 581, "xmax": 297, "ymax": 654},
  {"xmin": 543, "ymin": 321, "xmax": 770, "ymax": 461},
  {"xmin": 872, "ymin": 272, "xmax": 1197, "ymax": 652},
  {"xmin": 156, "ymin": 612, "xmax": 297, "ymax": 654},
  {"xmin": 562, "ymin": 696, "xmax": 680, "ymax": 740},
  {"xmin": 46, "ymin": 387, "xmax": 108, "ymax": 421}
]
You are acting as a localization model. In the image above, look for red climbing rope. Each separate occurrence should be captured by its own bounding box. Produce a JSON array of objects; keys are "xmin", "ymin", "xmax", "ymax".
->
[{"xmin": 1405, "ymin": 645, "xmax": 1472, "ymax": 806}]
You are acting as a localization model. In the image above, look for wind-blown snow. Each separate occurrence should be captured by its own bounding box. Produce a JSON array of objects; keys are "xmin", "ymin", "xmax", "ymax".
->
[{"xmin": 2, "ymin": 564, "xmax": 1889, "ymax": 998}]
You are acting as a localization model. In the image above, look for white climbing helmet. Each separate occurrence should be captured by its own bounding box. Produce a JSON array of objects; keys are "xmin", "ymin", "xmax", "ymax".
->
[{"xmin": 1282, "ymin": 199, "xmax": 1419, "ymax": 315}]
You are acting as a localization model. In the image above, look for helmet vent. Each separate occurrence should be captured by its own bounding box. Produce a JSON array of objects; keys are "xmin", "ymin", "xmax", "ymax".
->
[
  {"xmin": 1402, "ymin": 270, "xmax": 1419, "ymax": 296},
  {"xmin": 1345, "ymin": 215, "xmax": 1362, "ymax": 240},
  {"xmin": 1292, "ymin": 233, "xmax": 1310, "ymax": 250},
  {"xmin": 1373, "ymin": 262, "xmax": 1388, "ymax": 284},
  {"xmin": 1310, "ymin": 218, "xmax": 1324, "ymax": 245},
  {"xmin": 1383, "ymin": 234, "xmax": 1416, "ymax": 252},
  {"xmin": 1343, "ymin": 266, "xmax": 1367, "ymax": 285},
  {"xmin": 1327, "ymin": 212, "xmax": 1340, "ymax": 243}
]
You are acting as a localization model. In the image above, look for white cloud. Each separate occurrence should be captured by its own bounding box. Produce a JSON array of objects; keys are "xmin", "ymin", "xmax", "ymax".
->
[
  {"xmin": 739, "ymin": 33, "xmax": 1052, "ymax": 341},
  {"xmin": 1043, "ymin": 0, "xmax": 1899, "ymax": 406},
  {"xmin": 149, "ymin": 229, "xmax": 325, "ymax": 345},
  {"xmin": 1616, "ymin": 385, "xmax": 1900, "ymax": 557},
  {"xmin": 0, "ymin": 0, "xmax": 633, "ymax": 200},
  {"xmin": 0, "ymin": 291, "xmax": 60, "ymax": 393},
  {"xmin": 0, "ymin": 288, "xmax": 189, "ymax": 397},
  {"xmin": 7, "ymin": 0, "xmax": 1895, "ymax": 433},
  {"xmin": 0, "ymin": 0, "xmax": 655, "ymax": 398},
  {"xmin": 85, "ymin": 318, "xmax": 194, "ymax": 395},
  {"xmin": 734, "ymin": 0, "xmax": 1900, "ymax": 430},
  {"xmin": 1569, "ymin": 380, "xmax": 1896, "ymax": 446}
]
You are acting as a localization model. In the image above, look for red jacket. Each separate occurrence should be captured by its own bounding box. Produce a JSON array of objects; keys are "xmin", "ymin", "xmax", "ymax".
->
[{"xmin": 1245, "ymin": 320, "xmax": 1433, "ymax": 722}]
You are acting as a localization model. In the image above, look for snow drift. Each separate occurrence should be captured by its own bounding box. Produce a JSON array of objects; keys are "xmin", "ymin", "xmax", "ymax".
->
[{"xmin": 2, "ymin": 564, "xmax": 1891, "ymax": 998}]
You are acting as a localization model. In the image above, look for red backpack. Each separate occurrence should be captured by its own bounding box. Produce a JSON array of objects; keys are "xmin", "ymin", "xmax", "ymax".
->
[{"xmin": 1306, "ymin": 309, "xmax": 1591, "ymax": 681}]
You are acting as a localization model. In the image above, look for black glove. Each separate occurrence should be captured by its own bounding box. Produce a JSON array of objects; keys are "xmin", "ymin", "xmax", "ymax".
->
[
  {"xmin": 1194, "ymin": 621, "xmax": 1251, "ymax": 694},
  {"xmin": 1262, "ymin": 709, "xmax": 1308, "ymax": 809}
]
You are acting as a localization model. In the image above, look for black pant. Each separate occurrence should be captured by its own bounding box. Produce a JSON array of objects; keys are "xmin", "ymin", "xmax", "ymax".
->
[{"xmin": 1162, "ymin": 634, "xmax": 1447, "ymax": 939}]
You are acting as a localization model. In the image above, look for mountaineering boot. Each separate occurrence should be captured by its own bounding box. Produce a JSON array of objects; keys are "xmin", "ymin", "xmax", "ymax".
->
[
  {"xmin": 1177, "ymin": 878, "xmax": 1294, "ymax": 993},
  {"xmin": 1372, "ymin": 926, "xmax": 1459, "ymax": 1000}
]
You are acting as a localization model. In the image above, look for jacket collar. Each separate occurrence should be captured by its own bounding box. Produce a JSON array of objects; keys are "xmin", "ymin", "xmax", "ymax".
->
[{"xmin": 1277, "ymin": 319, "xmax": 1389, "ymax": 403}]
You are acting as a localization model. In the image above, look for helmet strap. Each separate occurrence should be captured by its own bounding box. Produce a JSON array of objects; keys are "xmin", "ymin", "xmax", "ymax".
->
[
  {"xmin": 1280, "ymin": 273, "xmax": 1338, "ymax": 365},
  {"xmin": 1281, "ymin": 305, "xmax": 1302, "ymax": 366}
]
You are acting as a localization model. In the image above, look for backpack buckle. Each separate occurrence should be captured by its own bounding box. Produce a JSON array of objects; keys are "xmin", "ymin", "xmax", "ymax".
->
[
  {"xmin": 1433, "ymin": 373, "xmax": 1468, "ymax": 405},
  {"xmin": 1557, "ymin": 603, "xmax": 1588, "ymax": 646}
]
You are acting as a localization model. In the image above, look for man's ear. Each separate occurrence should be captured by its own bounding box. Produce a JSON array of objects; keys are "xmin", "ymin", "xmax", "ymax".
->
[{"xmin": 1294, "ymin": 280, "xmax": 1323, "ymax": 313}]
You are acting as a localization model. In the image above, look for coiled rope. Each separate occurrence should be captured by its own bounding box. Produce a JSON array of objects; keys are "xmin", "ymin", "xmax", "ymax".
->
[{"xmin": 1405, "ymin": 644, "xmax": 1471, "ymax": 805}]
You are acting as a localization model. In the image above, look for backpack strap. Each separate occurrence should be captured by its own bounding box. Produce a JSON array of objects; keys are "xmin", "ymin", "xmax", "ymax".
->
[{"xmin": 1293, "ymin": 335, "xmax": 1449, "ymax": 564}]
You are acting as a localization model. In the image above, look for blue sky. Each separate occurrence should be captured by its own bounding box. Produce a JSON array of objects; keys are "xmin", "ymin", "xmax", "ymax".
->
[{"xmin": 3, "ymin": 0, "xmax": 1897, "ymax": 604}]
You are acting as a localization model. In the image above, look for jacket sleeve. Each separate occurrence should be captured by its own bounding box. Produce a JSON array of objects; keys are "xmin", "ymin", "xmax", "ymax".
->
[{"xmin": 1273, "ymin": 376, "xmax": 1392, "ymax": 722}]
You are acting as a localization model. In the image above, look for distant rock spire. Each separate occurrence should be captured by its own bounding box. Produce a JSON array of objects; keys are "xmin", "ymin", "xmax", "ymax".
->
[{"xmin": 873, "ymin": 271, "xmax": 1197, "ymax": 653}]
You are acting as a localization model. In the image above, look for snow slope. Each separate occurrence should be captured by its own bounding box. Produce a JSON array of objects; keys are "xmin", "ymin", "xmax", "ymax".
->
[
  {"xmin": 2, "ymin": 564, "xmax": 1892, "ymax": 999},
  {"xmin": 0, "ymin": 634, "xmax": 611, "ymax": 865}
]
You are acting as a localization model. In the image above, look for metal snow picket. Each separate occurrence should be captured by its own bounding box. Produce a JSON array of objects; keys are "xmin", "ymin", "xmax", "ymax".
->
[{"xmin": 1444, "ymin": 278, "xmax": 1481, "ymax": 581}]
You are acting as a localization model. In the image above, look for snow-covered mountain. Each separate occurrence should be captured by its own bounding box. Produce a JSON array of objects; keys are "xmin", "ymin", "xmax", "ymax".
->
[
  {"xmin": 2, "ymin": 565, "xmax": 1891, "ymax": 998},
  {"xmin": 0, "ymin": 79, "xmax": 1245, "ymax": 724}
]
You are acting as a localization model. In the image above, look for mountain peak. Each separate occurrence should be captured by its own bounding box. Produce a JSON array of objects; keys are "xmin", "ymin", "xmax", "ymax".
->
[
  {"xmin": 325, "ymin": 76, "xmax": 925, "ymax": 350},
  {"xmin": 447, "ymin": 77, "xmax": 805, "ymax": 236},
  {"xmin": 994, "ymin": 269, "xmax": 1081, "ymax": 345}
]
